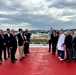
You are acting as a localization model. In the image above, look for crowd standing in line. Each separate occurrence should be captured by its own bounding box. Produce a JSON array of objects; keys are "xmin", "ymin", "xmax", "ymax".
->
[
  {"xmin": 48, "ymin": 28, "xmax": 76, "ymax": 63},
  {"xmin": 0, "ymin": 27, "xmax": 76, "ymax": 64},
  {"xmin": 0, "ymin": 28, "xmax": 31, "ymax": 64}
]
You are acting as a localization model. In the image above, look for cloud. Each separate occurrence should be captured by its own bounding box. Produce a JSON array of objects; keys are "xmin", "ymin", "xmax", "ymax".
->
[
  {"xmin": 48, "ymin": 0, "xmax": 76, "ymax": 9},
  {"xmin": 0, "ymin": 0, "xmax": 76, "ymax": 30}
]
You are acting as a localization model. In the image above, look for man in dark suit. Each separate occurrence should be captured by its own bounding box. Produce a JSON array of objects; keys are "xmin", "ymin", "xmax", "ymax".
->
[
  {"xmin": 64, "ymin": 30, "xmax": 73, "ymax": 62},
  {"xmin": 5, "ymin": 28, "xmax": 11, "ymax": 58},
  {"xmin": 10, "ymin": 29, "xmax": 17, "ymax": 63},
  {"xmin": 0, "ymin": 30, "xmax": 8, "ymax": 60},
  {"xmin": 0, "ymin": 29, "xmax": 6, "ymax": 64},
  {"xmin": 24, "ymin": 29, "xmax": 31, "ymax": 54},
  {"xmin": 17, "ymin": 28, "xmax": 25, "ymax": 60},
  {"xmin": 51, "ymin": 30, "xmax": 56, "ymax": 54}
]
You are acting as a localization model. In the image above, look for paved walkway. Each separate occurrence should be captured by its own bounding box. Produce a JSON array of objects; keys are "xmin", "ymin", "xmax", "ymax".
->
[{"xmin": 0, "ymin": 47, "xmax": 76, "ymax": 75}]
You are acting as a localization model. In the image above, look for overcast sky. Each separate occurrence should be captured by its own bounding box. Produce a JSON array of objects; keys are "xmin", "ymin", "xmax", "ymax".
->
[{"xmin": 0, "ymin": 0, "xmax": 76, "ymax": 30}]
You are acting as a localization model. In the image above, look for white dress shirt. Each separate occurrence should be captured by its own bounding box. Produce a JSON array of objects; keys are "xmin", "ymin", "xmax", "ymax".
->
[
  {"xmin": 57, "ymin": 33, "xmax": 66, "ymax": 51},
  {"xmin": 48, "ymin": 32, "xmax": 51, "ymax": 40}
]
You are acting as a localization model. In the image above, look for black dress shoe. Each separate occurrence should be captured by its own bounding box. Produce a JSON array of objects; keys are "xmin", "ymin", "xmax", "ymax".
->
[
  {"xmin": 4, "ymin": 58, "xmax": 8, "ymax": 60},
  {"xmin": 48, "ymin": 51, "xmax": 50, "ymax": 52},
  {"xmin": 0, "ymin": 59, "xmax": 3, "ymax": 62},
  {"xmin": 0, "ymin": 61, "xmax": 2, "ymax": 65},
  {"xmin": 52, "ymin": 53, "xmax": 55, "ymax": 55},
  {"xmin": 22, "ymin": 57, "xmax": 25, "ymax": 58},
  {"xmin": 64, "ymin": 59, "xmax": 68, "ymax": 61},
  {"xmin": 20, "ymin": 58, "xmax": 22, "ymax": 61},
  {"xmin": 67, "ymin": 60, "xmax": 72, "ymax": 63},
  {"xmin": 11, "ymin": 60, "xmax": 15, "ymax": 63},
  {"xmin": 14, "ymin": 59, "xmax": 17, "ymax": 61}
]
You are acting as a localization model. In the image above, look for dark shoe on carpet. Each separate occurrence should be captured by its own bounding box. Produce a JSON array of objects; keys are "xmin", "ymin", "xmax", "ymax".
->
[
  {"xmin": 0, "ymin": 60, "xmax": 2, "ymax": 65},
  {"xmin": 67, "ymin": 60, "xmax": 72, "ymax": 63},
  {"xmin": 1, "ymin": 59, "xmax": 3, "ymax": 62},
  {"xmin": 14, "ymin": 59, "xmax": 17, "ymax": 61},
  {"xmin": 64, "ymin": 59, "xmax": 68, "ymax": 61},
  {"xmin": 48, "ymin": 51, "xmax": 50, "ymax": 52},
  {"xmin": 20, "ymin": 58, "xmax": 22, "ymax": 61},
  {"xmin": 22, "ymin": 57, "xmax": 25, "ymax": 58},
  {"xmin": 11, "ymin": 60, "xmax": 15, "ymax": 63},
  {"xmin": 4, "ymin": 58, "xmax": 8, "ymax": 60},
  {"xmin": 52, "ymin": 53, "xmax": 55, "ymax": 55}
]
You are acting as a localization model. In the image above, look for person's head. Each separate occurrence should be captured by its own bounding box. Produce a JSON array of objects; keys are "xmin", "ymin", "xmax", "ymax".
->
[
  {"xmin": 66, "ymin": 30, "xmax": 71, "ymax": 35},
  {"xmin": 70, "ymin": 31, "xmax": 74, "ymax": 36},
  {"xmin": 59, "ymin": 29, "xmax": 63, "ymax": 35},
  {"xmin": 7, "ymin": 28, "xmax": 10, "ymax": 33},
  {"xmin": 18, "ymin": 28, "xmax": 23, "ymax": 34},
  {"xmin": 56, "ymin": 32, "xmax": 59, "ymax": 36},
  {"xmin": 50, "ymin": 27, "xmax": 53, "ymax": 32},
  {"xmin": 11, "ymin": 29, "xmax": 15, "ymax": 34},
  {"xmin": 0, "ymin": 29, "xmax": 3, "ymax": 34},
  {"xmin": 53, "ymin": 30, "xmax": 56, "ymax": 34},
  {"xmin": 25, "ymin": 28, "xmax": 28, "ymax": 32}
]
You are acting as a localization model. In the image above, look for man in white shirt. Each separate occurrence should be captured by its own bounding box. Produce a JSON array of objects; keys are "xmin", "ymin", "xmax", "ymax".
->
[{"xmin": 57, "ymin": 29, "xmax": 66, "ymax": 61}]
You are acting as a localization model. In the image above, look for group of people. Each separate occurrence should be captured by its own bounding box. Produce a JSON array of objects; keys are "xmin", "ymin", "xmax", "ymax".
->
[
  {"xmin": 0, "ymin": 27, "xmax": 76, "ymax": 64},
  {"xmin": 48, "ymin": 28, "xmax": 76, "ymax": 63},
  {"xmin": 0, "ymin": 28, "xmax": 31, "ymax": 64}
]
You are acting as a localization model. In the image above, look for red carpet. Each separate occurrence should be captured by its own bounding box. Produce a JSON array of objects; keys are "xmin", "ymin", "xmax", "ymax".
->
[{"xmin": 0, "ymin": 47, "xmax": 76, "ymax": 75}]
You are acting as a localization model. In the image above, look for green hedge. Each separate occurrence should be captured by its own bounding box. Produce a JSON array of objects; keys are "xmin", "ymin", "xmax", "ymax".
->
[{"xmin": 30, "ymin": 38, "xmax": 48, "ymax": 44}]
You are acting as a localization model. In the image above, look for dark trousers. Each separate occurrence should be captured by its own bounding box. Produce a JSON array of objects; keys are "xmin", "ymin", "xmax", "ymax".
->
[
  {"xmin": 73, "ymin": 49, "xmax": 76, "ymax": 57},
  {"xmin": 60, "ymin": 51, "xmax": 64, "ymax": 59},
  {"xmin": 11, "ymin": 47, "xmax": 17, "ymax": 61},
  {"xmin": 52, "ymin": 43, "xmax": 56, "ymax": 54},
  {"xmin": 48, "ymin": 40, "xmax": 51, "ymax": 52},
  {"xmin": 7, "ymin": 43, "xmax": 10, "ymax": 58},
  {"xmin": 0, "ymin": 49, "xmax": 2, "ymax": 60},
  {"xmin": 57, "ymin": 50, "xmax": 61, "ymax": 56},
  {"xmin": 66, "ymin": 48, "xmax": 73, "ymax": 61},
  {"xmin": 58, "ymin": 50, "xmax": 64, "ymax": 59},
  {"xmin": 24, "ymin": 43, "xmax": 29, "ymax": 54},
  {"xmin": 4, "ymin": 46, "xmax": 7, "ymax": 59}
]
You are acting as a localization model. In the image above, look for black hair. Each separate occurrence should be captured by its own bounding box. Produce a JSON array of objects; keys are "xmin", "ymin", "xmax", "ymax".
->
[
  {"xmin": 18, "ymin": 28, "xmax": 22, "ymax": 31},
  {"xmin": 7, "ymin": 28, "xmax": 10, "ymax": 30}
]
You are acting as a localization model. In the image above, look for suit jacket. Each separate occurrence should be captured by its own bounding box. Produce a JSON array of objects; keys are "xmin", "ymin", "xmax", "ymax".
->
[
  {"xmin": 17, "ymin": 33, "xmax": 24, "ymax": 46},
  {"xmin": 51, "ymin": 33, "xmax": 54, "ymax": 43},
  {"xmin": 0, "ymin": 34, "xmax": 4, "ymax": 50},
  {"xmin": 54, "ymin": 36, "xmax": 59, "ymax": 45},
  {"xmin": 25, "ymin": 32, "xmax": 31, "ymax": 42},
  {"xmin": 4, "ymin": 33, "xmax": 11, "ymax": 46},
  {"xmin": 10, "ymin": 34, "xmax": 17, "ymax": 48},
  {"xmin": 73, "ymin": 37, "xmax": 76, "ymax": 50},
  {"xmin": 64, "ymin": 35, "xmax": 72, "ymax": 48}
]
